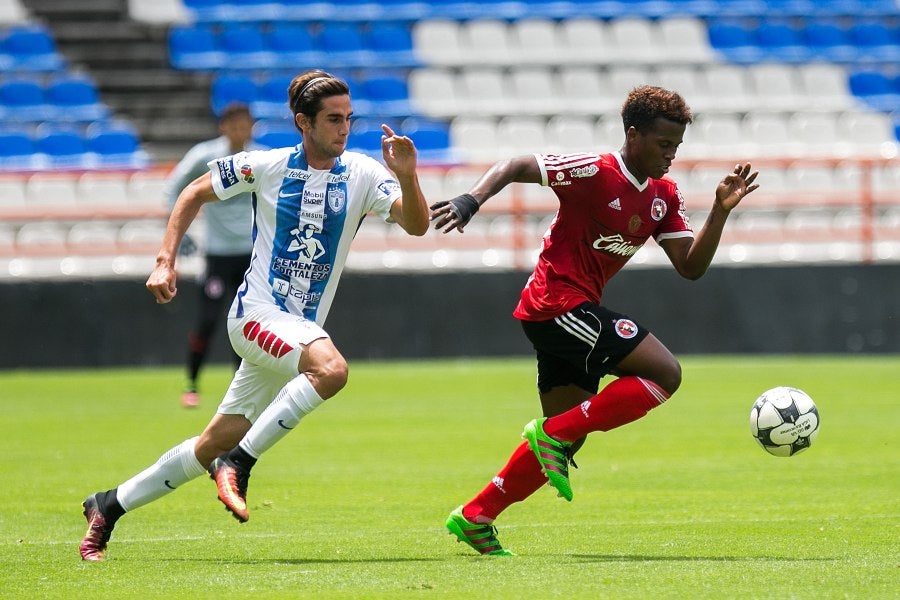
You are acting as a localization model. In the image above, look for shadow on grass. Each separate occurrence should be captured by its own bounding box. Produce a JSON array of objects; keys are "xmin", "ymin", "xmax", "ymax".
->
[
  {"xmin": 571, "ymin": 554, "xmax": 837, "ymax": 563},
  {"xmin": 161, "ymin": 557, "xmax": 443, "ymax": 565}
]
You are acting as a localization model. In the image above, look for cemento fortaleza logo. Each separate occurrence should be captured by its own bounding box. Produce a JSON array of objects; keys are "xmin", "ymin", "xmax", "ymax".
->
[{"xmin": 591, "ymin": 233, "xmax": 643, "ymax": 257}]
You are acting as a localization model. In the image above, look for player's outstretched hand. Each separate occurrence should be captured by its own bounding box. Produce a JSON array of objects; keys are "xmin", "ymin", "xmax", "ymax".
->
[
  {"xmin": 146, "ymin": 263, "xmax": 177, "ymax": 304},
  {"xmin": 430, "ymin": 193, "xmax": 480, "ymax": 233},
  {"xmin": 381, "ymin": 124, "xmax": 417, "ymax": 177},
  {"xmin": 716, "ymin": 163, "xmax": 759, "ymax": 211}
]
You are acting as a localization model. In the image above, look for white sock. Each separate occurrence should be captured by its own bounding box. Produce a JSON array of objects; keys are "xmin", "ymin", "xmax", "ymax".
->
[
  {"xmin": 116, "ymin": 437, "xmax": 206, "ymax": 512},
  {"xmin": 239, "ymin": 374, "xmax": 324, "ymax": 458}
]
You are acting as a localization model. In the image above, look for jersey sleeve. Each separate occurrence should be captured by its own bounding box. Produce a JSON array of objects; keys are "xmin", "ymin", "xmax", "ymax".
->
[
  {"xmin": 208, "ymin": 151, "xmax": 260, "ymax": 200},
  {"xmin": 361, "ymin": 156, "xmax": 402, "ymax": 222},
  {"xmin": 654, "ymin": 184, "xmax": 694, "ymax": 242}
]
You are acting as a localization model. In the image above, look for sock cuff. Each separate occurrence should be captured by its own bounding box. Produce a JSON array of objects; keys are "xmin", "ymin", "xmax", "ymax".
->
[
  {"xmin": 179, "ymin": 436, "xmax": 206, "ymax": 478},
  {"xmin": 637, "ymin": 377, "xmax": 670, "ymax": 404},
  {"xmin": 285, "ymin": 374, "xmax": 325, "ymax": 415}
]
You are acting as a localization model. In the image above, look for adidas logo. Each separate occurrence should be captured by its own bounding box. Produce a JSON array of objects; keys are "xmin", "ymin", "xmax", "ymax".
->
[
  {"xmin": 492, "ymin": 476, "xmax": 507, "ymax": 494},
  {"xmin": 580, "ymin": 400, "xmax": 592, "ymax": 418},
  {"xmin": 608, "ymin": 198, "xmax": 622, "ymax": 210}
]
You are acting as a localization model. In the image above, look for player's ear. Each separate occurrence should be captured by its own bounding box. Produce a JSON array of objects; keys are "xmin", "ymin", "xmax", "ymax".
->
[{"xmin": 295, "ymin": 113, "xmax": 308, "ymax": 132}]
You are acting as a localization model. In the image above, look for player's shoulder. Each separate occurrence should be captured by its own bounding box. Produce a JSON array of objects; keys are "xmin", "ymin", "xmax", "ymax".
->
[{"xmin": 540, "ymin": 152, "xmax": 607, "ymax": 170}]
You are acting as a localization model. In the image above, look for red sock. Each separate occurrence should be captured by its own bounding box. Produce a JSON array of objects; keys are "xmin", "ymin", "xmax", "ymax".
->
[
  {"xmin": 462, "ymin": 441, "xmax": 547, "ymax": 523},
  {"xmin": 543, "ymin": 376, "xmax": 670, "ymax": 442}
]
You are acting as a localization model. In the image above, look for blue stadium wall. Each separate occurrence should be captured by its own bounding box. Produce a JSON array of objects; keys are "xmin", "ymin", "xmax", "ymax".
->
[{"xmin": 0, "ymin": 263, "xmax": 897, "ymax": 369}]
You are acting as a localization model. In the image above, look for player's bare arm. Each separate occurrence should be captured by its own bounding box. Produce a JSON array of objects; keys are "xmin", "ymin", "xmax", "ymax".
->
[
  {"xmin": 382, "ymin": 124, "xmax": 429, "ymax": 236},
  {"xmin": 146, "ymin": 173, "xmax": 220, "ymax": 304},
  {"xmin": 662, "ymin": 163, "xmax": 759, "ymax": 280},
  {"xmin": 431, "ymin": 154, "xmax": 542, "ymax": 233}
]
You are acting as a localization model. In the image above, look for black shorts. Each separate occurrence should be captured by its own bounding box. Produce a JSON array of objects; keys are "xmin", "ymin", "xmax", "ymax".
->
[{"xmin": 520, "ymin": 302, "xmax": 650, "ymax": 394}]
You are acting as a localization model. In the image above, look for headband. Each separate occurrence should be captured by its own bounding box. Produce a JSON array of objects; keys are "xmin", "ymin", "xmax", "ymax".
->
[{"xmin": 298, "ymin": 76, "xmax": 330, "ymax": 98}]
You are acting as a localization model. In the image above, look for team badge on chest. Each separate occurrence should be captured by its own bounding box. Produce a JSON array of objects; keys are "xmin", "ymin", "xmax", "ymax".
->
[
  {"xmin": 650, "ymin": 197, "xmax": 667, "ymax": 221},
  {"xmin": 327, "ymin": 187, "xmax": 346, "ymax": 213}
]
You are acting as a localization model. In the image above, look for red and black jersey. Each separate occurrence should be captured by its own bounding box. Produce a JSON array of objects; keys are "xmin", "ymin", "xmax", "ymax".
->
[{"xmin": 513, "ymin": 151, "xmax": 693, "ymax": 321}]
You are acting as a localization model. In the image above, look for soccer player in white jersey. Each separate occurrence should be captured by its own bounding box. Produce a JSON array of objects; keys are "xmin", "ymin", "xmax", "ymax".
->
[
  {"xmin": 433, "ymin": 86, "xmax": 759, "ymax": 555},
  {"xmin": 79, "ymin": 69, "xmax": 430, "ymax": 561}
]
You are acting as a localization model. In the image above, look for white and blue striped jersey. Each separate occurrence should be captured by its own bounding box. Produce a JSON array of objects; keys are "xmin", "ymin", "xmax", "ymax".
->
[{"xmin": 208, "ymin": 145, "xmax": 400, "ymax": 325}]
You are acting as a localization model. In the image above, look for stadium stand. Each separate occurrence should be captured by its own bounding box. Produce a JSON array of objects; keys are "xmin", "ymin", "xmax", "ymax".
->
[{"xmin": 0, "ymin": 0, "xmax": 898, "ymax": 279}]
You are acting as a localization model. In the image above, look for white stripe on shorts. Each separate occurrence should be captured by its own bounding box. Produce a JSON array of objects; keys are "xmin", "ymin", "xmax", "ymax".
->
[{"xmin": 555, "ymin": 311, "xmax": 599, "ymax": 347}]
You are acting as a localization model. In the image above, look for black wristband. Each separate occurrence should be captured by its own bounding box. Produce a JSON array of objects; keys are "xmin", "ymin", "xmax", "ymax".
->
[{"xmin": 450, "ymin": 193, "xmax": 480, "ymax": 221}]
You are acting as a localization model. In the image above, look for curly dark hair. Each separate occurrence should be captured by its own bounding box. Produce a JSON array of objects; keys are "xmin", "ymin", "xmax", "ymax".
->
[
  {"xmin": 287, "ymin": 69, "xmax": 351, "ymax": 125},
  {"xmin": 620, "ymin": 85, "xmax": 693, "ymax": 133}
]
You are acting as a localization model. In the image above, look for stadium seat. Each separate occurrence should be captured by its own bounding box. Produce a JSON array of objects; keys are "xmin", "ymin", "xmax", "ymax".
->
[
  {"xmin": 607, "ymin": 17, "xmax": 665, "ymax": 64},
  {"xmin": 755, "ymin": 22, "xmax": 810, "ymax": 62},
  {"xmin": 658, "ymin": 17, "xmax": 715, "ymax": 64},
  {"xmin": 210, "ymin": 73, "xmax": 257, "ymax": 115},
  {"xmin": 0, "ymin": 127, "xmax": 36, "ymax": 169},
  {"xmin": 348, "ymin": 118, "xmax": 388, "ymax": 157},
  {"xmin": 458, "ymin": 68, "xmax": 514, "ymax": 117},
  {"xmin": 510, "ymin": 18, "xmax": 565, "ymax": 65},
  {"xmin": 24, "ymin": 172, "xmax": 78, "ymax": 205},
  {"xmin": 557, "ymin": 66, "xmax": 617, "ymax": 115},
  {"xmin": 746, "ymin": 63, "xmax": 806, "ymax": 112},
  {"xmin": 848, "ymin": 71, "xmax": 899, "ymax": 113},
  {"xmin": 496, "ymin": 116, "xmax": 546, "ymax": 156},
  {"xmin": 545, "ymin": 115, "xmax": 597, "ymax": 153},
  {"xmin": 44, "ymin": 74, "xmax": 109, "ymax": 122},
  {"xmin": 836, "ymin": 111, "xmax": 897, "ymax": 155},
  {"xmin": 15, "ymin": 221, "xmax": 68, "ymax": 253},
  {"xmin": 1, "ymin": 24, "xmax": 64, "ymax": 71},
  {"xmin": 509, "ymin": 67, "xmax": 559, "ymax": 116},
  {"xmin": 355, "ymin": 74, "xmax": 412, "ymax": 118},
  {"xmin": 848, "ymin": 21, "xmax": 900, "ymax": 63},
  {"xmin": 0, "ymin": 177, "xmax": 26, "ymax": 206},
  {"xmin": 251, "ymin": 74, "xmax": 292, "ymax": 120},
  {"xmin": 217, "ymin": 24, "xmax": 275, "ymax": 69},
  {"xmin": 701, "ymin": 64, "xmax": 755, "ymax": 113},
  {"xmin": 786, "ymin": 111, "xmax": 841, "ymax": 156},
  {"xmin": 363, "ymin": 22, "xmax": 419, "ymax": 67},
  {"xmin": 449, "ymin": 116, "xmax": 500, "ymax": 163},
  {"xmin": 742, "ymin": 111, "xmax": 802, "ymax": 157},
  {"xmin": 608, "ymin": 65, "xmax": 652, "ymax": 102},
  {"xmin": 252, "ymin": 120, "xmax": 300, "ymax": 149},
  {"xmin": 67, "ymin": 221, "xmax": 119, "ymax": 250},
  {"xmin": 705, "ymin": 21, "xmax": 764, "ymax": 63},
  {"xmin": 407, "ymin": 68, "xmax": 459, "ymax": 118},
  {"xmin": 399, "ymin": 116, "xmax": 452, "ymax": 162},
  {"xmin": 263, "ymin": 23, "xmax": 321, "ymax": 67},
  {"xmin": 315, "ymin": 23, "xmax": 372, "ymax": 68},
  {"xmin": 411, "ymin": 19, "xmax": 463, "ymax": 66},
  {"xmin": 798, "ymin": 63, "xmax": 855, "ymax": 111},
  {"xmin": 34, "ymin": 123, "xmax": 88, "ymax": 168},
  {"xmin": 802, "ymin": 22, "xmax": 858, "ymax": 63},
  {"xmin": 85, "ymin": 121, "xmax": 148, "ymax": 168},
  {"xmin": 459, "ymin": 19, "xmax": 514, "ymax": 66},
  {"xmin": 0, "ymin": 77, "xmax": 47, "ymax": 121},
  {"xmin": 168, "ymin": 25, "xmax": 226, "ymax": 70},
  {"xmin": 0, "ymin": 0, "xmax": 28, "ymax": 24},
  {"xmin": 558, "ymin": 18, "xmax": 611, "ymax": 66}
]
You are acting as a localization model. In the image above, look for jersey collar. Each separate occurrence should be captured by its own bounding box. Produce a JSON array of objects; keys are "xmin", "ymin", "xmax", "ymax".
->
[{"xmin": 613, "ymin": 151, "xmax": 648, "ymax": 192}]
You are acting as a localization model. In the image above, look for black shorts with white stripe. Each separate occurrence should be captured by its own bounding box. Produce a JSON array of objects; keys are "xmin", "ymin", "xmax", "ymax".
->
[{"xmin": 520, "ymin": 302, "xmax": 650, "ymax": 394}]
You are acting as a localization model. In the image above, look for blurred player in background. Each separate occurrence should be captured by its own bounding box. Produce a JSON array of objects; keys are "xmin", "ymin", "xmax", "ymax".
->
[
  {"xmin": 79, "ymin": 69, "xmax": 430, "ymax": 561},
  {"xmin": 166, "ymin": 103, "xmax": 257, "ymax": 408},
  {"xmin": 432, "ymin": 85, "xmax": 759, "ymax": 556}
]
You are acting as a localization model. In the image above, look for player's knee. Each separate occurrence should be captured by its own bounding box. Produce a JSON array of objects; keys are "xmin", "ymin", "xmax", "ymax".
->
[
  {"xmin": 658, "ymin": 360, "xmax": 682, "ymax": 396},
  {"xmin": 310, "ymin": 355, "xmax": 348, "ymax": 399}
]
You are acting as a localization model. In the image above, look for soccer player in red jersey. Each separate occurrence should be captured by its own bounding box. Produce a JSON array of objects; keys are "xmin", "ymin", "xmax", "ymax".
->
[{"xmin": 432, "ymin": 86, "xmax": 759, "ymax": 556}]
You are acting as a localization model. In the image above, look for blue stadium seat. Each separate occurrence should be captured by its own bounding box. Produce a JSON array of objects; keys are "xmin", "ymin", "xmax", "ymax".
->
[
  {"xmin": 217, "ymin": 24, "xmax": 275, "ymax": 69},
  {"xmin": 848, "ymin": 22, "xmax": 900, "ymax": 63},
  {"xmin": 1, "ymin": 25, "xmax": 65, "ymax": 71},
  {"xmin": 85, "ymin": 121, "xmax": 149, "ymax": 168},
  {"xmin": 400, "ymin": 116, "xmax": 452, "ymax": 163},
  {"xmin": 34, "ymin": 123, "xmax": 89, "ymax": 168},
  {"xmin": 0, "ymin": 77, "xmax": 48, "ymax": 121},
  {"xmin": 0, "ymin": 127, "xmax": 38, "ymax": 170},
  {"xmin": 355, "ymin": 74, "xmax": 412, "ymax": 118},
  {"xmin": 802, "ymin": 22, "xmax": 858, "ymax": 62},
  {"xmin": 362, "ymin": 22, "xmax": 420, "ymax": 67},
  {"xmin": 45, "ymin": 75, "xmax": 109, "ymax": 122},
  {"xmin": 211, "ymin": 74, "xmax": 257, "ymax": 115},
  {"xmin": 251, "ymin": 75, "xmax": 293, "ymax": 120},
  {"xmin": 848, "ymin": 70, "xmax": 900, "ymax": 113},
  {"xmin": 705, "ymin": 21, "xmax": 764, "ymax": 63},
  {"xmin": 264, "ymin": 23, "xmax": 322, "ymax": 67},
  {"xmin": 315, "ymin": 23, "xmax": 374, "ymax": 68},
  {"xmin": 253, "ymin": 120, "xmax": 301, "ymax": 149},
  {"xmin": 168, "ymin": 26, "xmax": 226, "ymax": 70},
  {"xmin": 754, "ymin": 22, "xmax": 810, "ymax": 62},
  {"xmin": 347, "ymin": 118, "xmax": 387, "ymax": 157}
]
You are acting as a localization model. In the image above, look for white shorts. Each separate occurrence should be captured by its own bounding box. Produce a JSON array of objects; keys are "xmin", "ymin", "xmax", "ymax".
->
[{"xmin": 218, "ymin": 305, "xmax": 329, "ymax": 422}]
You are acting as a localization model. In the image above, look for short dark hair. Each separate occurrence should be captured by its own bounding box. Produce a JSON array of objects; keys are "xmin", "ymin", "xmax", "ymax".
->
[
  {"xmin": 288, "ymin": 70, "xmax": 351, "ymax": 123},
  {"xmin": 621, "ymin": 86, "xmax": 693, "ymax": 133},
  {"xmin": 218, "ymin": 102, "xmax": 252, "ymax": 123}
]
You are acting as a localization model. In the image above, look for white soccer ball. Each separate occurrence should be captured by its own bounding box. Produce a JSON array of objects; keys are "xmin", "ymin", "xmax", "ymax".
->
[{"xmin": 749, "ymin": 386, "xmax": 820, "ymax": 457}]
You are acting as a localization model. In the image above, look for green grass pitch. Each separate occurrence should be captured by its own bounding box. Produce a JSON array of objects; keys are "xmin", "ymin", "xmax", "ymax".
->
[{"xmin": 2, "ymin": 356, "xmax": 897, "ymax": 599}]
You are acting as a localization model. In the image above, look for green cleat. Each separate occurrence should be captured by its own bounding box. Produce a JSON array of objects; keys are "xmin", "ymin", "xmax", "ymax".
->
[
  {"xmin": 446, "ymin": 506, "xmax": 514, "ymax": 556},
  {"xmin": 523, "ymin": 418, "xmax": 574, "ymax": 501}
]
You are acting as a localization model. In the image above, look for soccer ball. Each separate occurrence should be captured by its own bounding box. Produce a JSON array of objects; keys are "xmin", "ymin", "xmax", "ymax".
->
[{"xmin": 749, "ymin": 386, "xmax": 819, "ymax": 457}]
